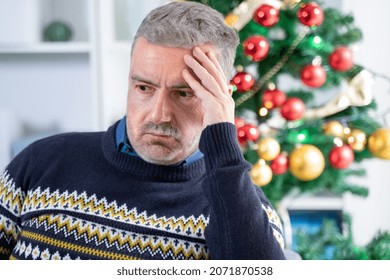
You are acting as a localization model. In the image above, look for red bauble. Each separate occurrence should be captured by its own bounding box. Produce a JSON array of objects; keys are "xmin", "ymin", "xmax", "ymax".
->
[
  {"xmin": 234, "ymin": 117, "xmax": 245, "ymax": 129},
  {"xmin": 280, "ymin": 97, "xmax": 305, "ymax": 121},
  {"xmin": 270, "ymin": 153, "xmax": 289, "ymax": 175},
  {"xmin": 329, "ymin": 145, "xmax": 354, "ymax": 169},
  {"xmin": 237, "ymin": 124, "xmax": 260, "ymax": 144},
  {"xmin": 297, "ymin": 2, "xmax": 324, "ymax": 27},
  {"xmin": 300, "ymin": 64, "xmax": 326, "ymax": 88},
  {"xmin": 262, "ymin": 88, "xmax": 287, "ymax": 109},
  {"xmin": 329, "ymin": 46, "xmax": 354, "ymax": 72},
  {"xmin": 253, "ymin": 4, "xmax": 280, "ymax": 27},
  {"xmin": 243, "ymin": 36, "xmax": 270, "ymax": 62},
  {"xmin": 230, "ymin": 72, "xmax": 255, "ymax": 92}
]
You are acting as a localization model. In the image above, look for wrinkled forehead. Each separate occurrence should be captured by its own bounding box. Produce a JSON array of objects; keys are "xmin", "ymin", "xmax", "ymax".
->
[{"xmin": 131, "ymin": 37, "xmax": 220, "ymax": 59}]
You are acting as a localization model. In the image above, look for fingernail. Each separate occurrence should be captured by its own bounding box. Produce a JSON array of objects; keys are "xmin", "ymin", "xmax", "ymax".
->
[{"xmin": 184, "ymin": 55, "xmax": 191, "ymax": 63}]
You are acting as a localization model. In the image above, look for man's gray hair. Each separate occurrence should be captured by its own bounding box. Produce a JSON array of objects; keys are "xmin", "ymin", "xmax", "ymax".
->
[{"xmin": 132, "ymin": 1, "xmax": 239, "ymax": 78}]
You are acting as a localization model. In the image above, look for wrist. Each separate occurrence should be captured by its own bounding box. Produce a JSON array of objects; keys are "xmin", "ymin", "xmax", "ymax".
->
[{"xmin": 199, "ymin": 122, "xmax": 245, "ymax": 169}]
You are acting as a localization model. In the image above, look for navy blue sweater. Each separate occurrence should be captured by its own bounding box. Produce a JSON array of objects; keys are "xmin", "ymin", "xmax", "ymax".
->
[{"xmin": 0, "ymin": 122, "xmax": 285, "ymax": 260}]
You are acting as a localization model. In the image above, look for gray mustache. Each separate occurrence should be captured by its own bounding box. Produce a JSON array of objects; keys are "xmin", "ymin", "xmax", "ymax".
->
[{"xmin": 144, "ymin": 122, "xmax": 180, "ymax": 139}]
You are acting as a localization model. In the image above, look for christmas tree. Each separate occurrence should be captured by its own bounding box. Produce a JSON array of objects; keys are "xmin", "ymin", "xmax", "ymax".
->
[{"xmin": 189, "ymin": 0, "xmax": 390, "ymax": 259}]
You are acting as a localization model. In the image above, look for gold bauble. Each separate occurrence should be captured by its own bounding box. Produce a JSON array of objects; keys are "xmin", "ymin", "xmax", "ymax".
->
[
  {"xmin": 257, "ymin": 137, "xmax": 281, "ymax": 161},
  {"xmin": 368, "ymin": 128, "xmax": 390, "ymax": 160},
  {"xmin": 323, "ymin": 121, "xmax": 344, "ymax": 138},
  {"xmin": 346, "ymin": 128, "xmax": 367, "ymax": 151},
  {"xmin": 289, "ymin": 144, "xmax": 325, "ymax": 181},
  {"xmin": 250, "ymin": 160, "xmax": 273, "ymax": 187},
  {"xmin": 224, "ymin": 14, "xmax": 239, "ymax": 26}
]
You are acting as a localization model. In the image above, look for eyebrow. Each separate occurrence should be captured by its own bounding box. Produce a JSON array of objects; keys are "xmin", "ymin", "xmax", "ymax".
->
[{"xmin": 131, "ymin": 75, "xmax": 192, "ymax": 90}]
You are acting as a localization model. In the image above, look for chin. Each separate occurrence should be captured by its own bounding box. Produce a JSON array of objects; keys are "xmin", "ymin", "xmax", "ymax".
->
[
  {"xmin": 137, "ymin": 147, "xmax": 183, "ymax": 166},
  {"xmin": 139, "ymin": 154, "xmax": 181, "ymax": 166}
]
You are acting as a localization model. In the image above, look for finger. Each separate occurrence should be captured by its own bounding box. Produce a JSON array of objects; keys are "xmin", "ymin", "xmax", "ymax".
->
[
  {"xmin": 183, "ymin": 68, "xmax": 235, "ymax": 125},
  {"xmin": 192, "ymin": 47, "xmax": 229, "ymax": 94},
  {"xmin": 184, "ymin": 54, "xmax": 224, "ymax": 99},
  {"xmin": 182, "ymin": 68, "xmax": 211, "ymax": 101},
  {"xmin": 206, "ymin": 50, "xmax": 227, "ymax": 82}
]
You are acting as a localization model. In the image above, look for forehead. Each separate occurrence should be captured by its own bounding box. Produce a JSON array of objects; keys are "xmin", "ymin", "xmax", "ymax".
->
[
  {"xmin": 131, "ymin": 37, "xmax": 216, "ymax": 63},
  {"xmin": 130, "ymin": 38, "xmax": 216, "ymax": 83}
]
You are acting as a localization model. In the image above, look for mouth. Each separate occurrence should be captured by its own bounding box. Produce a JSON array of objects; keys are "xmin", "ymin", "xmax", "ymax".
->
[
  {"xmin": 144, "ymin": 133, "xmax": 178, "ymax": 142},
  {"xmin": 143, "ymin": 133, "xmax": 180, "ymax": 150},
  {"xmin": 146, "ymin": 132, "xmax": 173, "ymax": 137},
  {"xmin": 143, "ymin": 122, "xmax": 180, "ymax": 140}
]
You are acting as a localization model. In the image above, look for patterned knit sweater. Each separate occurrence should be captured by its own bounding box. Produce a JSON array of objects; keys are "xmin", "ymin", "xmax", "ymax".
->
[{"xmin": 0, "ymin": 122, "xmax": 285, "ymax": 260}]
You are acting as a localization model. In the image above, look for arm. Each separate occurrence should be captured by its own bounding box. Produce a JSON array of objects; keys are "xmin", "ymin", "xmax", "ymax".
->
[
  {"xmin": 183, "ymin": 47, "xmax": 285, "ymax": 259},
  {"xmin": 199, "ymin": 123, "xmax": 285, "ymax": 259}
]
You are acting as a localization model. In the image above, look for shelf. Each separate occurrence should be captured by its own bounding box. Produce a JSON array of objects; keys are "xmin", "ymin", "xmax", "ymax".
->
[{"xmin": 0, "ymin": 42, "xmax": 92, "ymax": 54}]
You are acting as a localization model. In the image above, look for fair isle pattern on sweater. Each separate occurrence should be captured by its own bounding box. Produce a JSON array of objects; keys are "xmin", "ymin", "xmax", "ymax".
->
[
  {"xmin": 16, "ymin": 214, "xmax": 208, "ymax": 260},
  {"xmin": 0, "ymin": 171, "xmax": 24, "ymax": 217},
  {"xmin": 0, "ymin": 171, "xmax": 209, "ymax": 260},
  {"xmin": 22, "ymin": 186, "xmax": 208, "ymax": 240},
  {"xmin": 0, "ymin": 171, "xmax": 285, "ymax": 260},
  {"xmin": 262, "ymin": 205, "xmax": 285, "ymax": 249}
]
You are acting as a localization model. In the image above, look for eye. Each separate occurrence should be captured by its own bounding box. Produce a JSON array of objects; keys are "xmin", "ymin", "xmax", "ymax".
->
[
  {"xmin": 175, "ymin": 90, "xmax": 194, "ymax": 98},
  {"xmin": 135, "ymin": 84, "xmax": 154, "ymax": 93}
]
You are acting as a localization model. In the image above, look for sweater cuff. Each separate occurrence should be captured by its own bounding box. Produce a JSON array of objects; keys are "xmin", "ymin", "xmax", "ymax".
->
[{"xmin": 199, "ymin": 122, "xmax": 245, "ymax": 169}]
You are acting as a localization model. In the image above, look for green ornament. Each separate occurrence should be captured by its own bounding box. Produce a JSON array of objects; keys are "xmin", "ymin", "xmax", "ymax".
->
[
  {"xmin": 307, "ymin": 35, "xmax": 324, "ymax": 49},
  {"xmin": 302, "ymin": 35, "xmax": 333, "ymax": 53},
  {"xmin": 285, "ymin": 127, "xmax": 309, "ymax": 144},
  {"xmin": 43, "ymin": 21, "xmax": 72, "ymax": 42}
]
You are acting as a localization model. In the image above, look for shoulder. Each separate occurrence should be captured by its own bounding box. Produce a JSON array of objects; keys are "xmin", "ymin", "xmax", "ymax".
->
[
  {"xmin": 35, "ymin": 130, "xmax": 106, "ymax": 165},
  {"xmin": 3, "ymin": 130, "xmax": 105, "ymax": 190},
  {"xmin": 8, "ymin": 131, "xmax": 104, "ymax": 173},
  {"xmin": 29, "ymin": 131, "xmax": 104, "ymax": 151},
  {"xmin": 33, "ymin": 130, "xmax": 103, "ymax": 145}
]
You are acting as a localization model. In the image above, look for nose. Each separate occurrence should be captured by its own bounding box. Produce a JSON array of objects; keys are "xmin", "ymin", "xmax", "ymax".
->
[{"xmin": 150, "ymin": 90, "xmax": 173, "ymax": 124}]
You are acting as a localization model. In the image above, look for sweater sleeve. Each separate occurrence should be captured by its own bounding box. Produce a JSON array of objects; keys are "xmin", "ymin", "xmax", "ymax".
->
[
  {"xmin": 199, "ymin": 122, "xmax": 286, "ymax": 260},
  {"xmin": 0, "ymin": 147, "xmax": 31, "ymax": 259}
]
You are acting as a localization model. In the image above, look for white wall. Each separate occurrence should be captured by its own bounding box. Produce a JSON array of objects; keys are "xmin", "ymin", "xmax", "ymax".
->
[
  {"xmin": 0, "ymin": 54, "xmax": 93, "ymax": 132},
  {"xmin": 341, "ymin": 0, "xmax": 390, "ymax": 245}
]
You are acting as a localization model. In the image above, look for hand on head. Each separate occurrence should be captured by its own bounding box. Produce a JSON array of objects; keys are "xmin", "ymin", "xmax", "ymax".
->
[{"xmin": 182, "ymin": 46, "xmax": 235, "ymax": 128}]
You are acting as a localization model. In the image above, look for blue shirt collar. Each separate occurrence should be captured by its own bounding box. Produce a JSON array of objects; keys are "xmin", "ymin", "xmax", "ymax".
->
[
  {"xmin": 116, "ymin": 116, "xmax": 138, "ymax": 156},
  {"xmin": 116, "ymin": 117, "xmax": 203, "ymax": 166}
]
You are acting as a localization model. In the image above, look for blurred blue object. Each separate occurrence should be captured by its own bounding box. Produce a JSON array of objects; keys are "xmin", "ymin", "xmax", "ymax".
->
[{"xmin": 289, "ymin": 210, "xmax": 343, "ymax": 260}]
